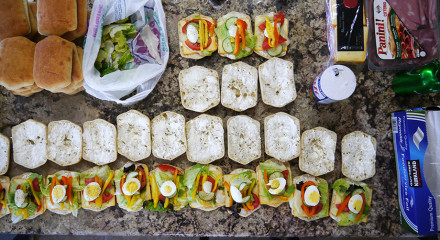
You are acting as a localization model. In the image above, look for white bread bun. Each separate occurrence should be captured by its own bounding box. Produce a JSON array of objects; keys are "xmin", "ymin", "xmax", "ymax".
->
[
  {"xmin": 82, "ymin": 119, "xmax": 117, "ymax": 165},
  {"xmin": 227, "ymin": 115, "xmax": 261, "ymax": 165},
  {"xmin": 47, "ymin": 120, "xmax": 82, "ymax": 166},
  {"xmin": 0, "ymin": 134, "xmax": 10, "ymax": 175},
  {"xmin": 341, "ymin": 131, "xmax": 376, "ymax": 181},
  {"xmin": 12, "ymin": 119, "xmax": 47, "ymax": 169},
  {"xmin": 151, "ymin": 111, "xmax": 186, "ymax": 160},
  {"xmin": 117, "ymin": 110, "xmax": 151, "ymax": 162}
]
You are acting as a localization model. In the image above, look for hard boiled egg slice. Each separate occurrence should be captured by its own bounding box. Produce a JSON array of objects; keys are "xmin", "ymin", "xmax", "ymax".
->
[
  {"xmin": 122, "ymin": 178, "xmax": 141, "ymax": 196},
  {"xmin": 52, "ymin": 185, "xmax": 67, "ymax": 203},
  {"xmin": 15, "ymin": 189, "xmax": 28, "ymax": 208},
  {"xmin": 186, "ymin": 24, "xmax": 199, "ymax": 44},
  {"xmin": 160, "ymin": 181, "xmax": 177, "ymax": 198},
  {"xmin": 267, "ymin": 178, "xmax": 286, "ymax": 196},
  {"xmin": 216, "ymin": 189, "xmax": 225, "ymax": 204},
  {"xmin": 228, "ymin": 25, "xmax": 237, "ymax": 38},
  {"xmin": 83, "ymin": 182, "xmax": 101, "ymax": 202},
  {"xmin": 203, "ymin": 181, "xmax": 213, "ymax": 193},
  {"xmin": 230, "ymin": 185, "xmax": 250, "ymax": 203},
  {"xmin": 348, "ymin": 194, "xmax": 363, "ymax": 214},
  {"xmin": 304, "ymin": 185, "xmax": 320, "ymax": 207}
]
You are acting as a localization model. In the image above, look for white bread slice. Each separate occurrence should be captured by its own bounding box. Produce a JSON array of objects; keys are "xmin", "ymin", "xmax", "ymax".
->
[
  {"xmin": 264, "ymin": 112, "xmax": 300, "ymax": 162},
  {"xmin": 186, "ymin": 114, "xmax": 224, "ymax": 164},
  {"xmin": 299, "ymin": 127, "xmax": 337, "ymax": 176},
  {"xmin": 151, "ymin": 111, "xmax": 186, "ymax": 160},
  {"xmin": 47, "ymin": 120, "xmax": 82, "ymax": 166},
  {"xmin": 82, "ymin": 119, "xmax": 117, "ymax": 165},
  {"xmin": 221, "ymin": 61, "xmax": 258, "ymax": 112},
  {"xmin": 117, "ymin": 110, "xmax": 151, "ymax": 161},
  {"xmin": 12, "ymin": 119, "xmax": 47, "ymax": 169},
  {"xmin": 341, "ymin": 131, "xmax": 376, "ymax": 181},
  {"xmin": 178, "ymin": 66, "xmax": 220, "ymax": 113},
  {"xmin": 0, "ymin": 134, "xmax": 10, "ymax": 175},
  {"xmin": 259, "ymin": 57, "xmax": 296, "ymax": 107},
  {"xmin": 227, "ymin": 115, "xmax": 261, "ymax": 165}
]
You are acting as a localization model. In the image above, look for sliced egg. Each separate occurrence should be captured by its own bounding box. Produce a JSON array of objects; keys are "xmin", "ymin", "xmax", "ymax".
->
[
  {"xmin": 83, "ymin": 182, "xmax": 101, "ymax": 202},
  {"xmin": 228, "ymin": 25, "xmax": 237, "ymax": 38},
  {"xmin": 304, "ymin": 185, "xmax": 320, "ymax": 207},
  {"xmin": 215, "ymin": 189, "xmax": 225, "ymax": 204},
  {"xmin": 267, "ymin": 178, "xmax": 286, "ymax": 196},
  {"xmin": 230, "ymin": 185, "xmax": 250, "ymax": 203},
  {"xmin": 186, "ymin": 24, "xmax": 199, "ymax": 44},
  {"xmin": 160, "ymin": 181, "xmax": 177, "ymax": 198},
  {"xmin": 264, "ymin": 28, "xmax": 268, "ymax": 38},
  {"xmin": 203, "ymin": 181, "xmax": 212, "ymax": 193},
  {"xmin": 348, "ymin": 194, "xmax": 363, "ymax": 214},
  {"xmin": 14, "ymin": 189, "xmax": 27, "ymax": 208},
  {"xmin": 122, "ymin": 178, "xmax": 141, "ymax": 196},
  {"xmin": 52, "ymin": 185, "xmax": 67, "ymax": 203}
]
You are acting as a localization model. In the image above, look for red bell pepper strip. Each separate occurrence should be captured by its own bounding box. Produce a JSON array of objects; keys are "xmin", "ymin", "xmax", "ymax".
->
[
  {"xmin": 137, "ymin": 166, "xmax": 147, "ymax": 189},
  {"xmin": 157, "ymin": 165, "xmax": 183, "ymax": 175},
  {"xmin": 252, "ymin": 193, "xmax": 260, "ymax": 209},
  {"xmin": 32, "ymin": 177, "xmax": 40, "ymax": 192},
  {"xmin": 233, "ymin": 26, "xmax": 240, "ymax": 55},
  {"xmin": 336, "ymin": 195, "xmax": 351, "ymax": 217},
  {"xmin": 336, "ymin": 203, "xmax": 350, "ymax": 213},
  {"xmin": 354, "ymin": 193, "xmax": 366, "ymax": 223}
]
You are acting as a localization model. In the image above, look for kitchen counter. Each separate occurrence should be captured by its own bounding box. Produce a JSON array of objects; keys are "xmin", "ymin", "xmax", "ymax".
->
[{"xmin": 0, "ymin": 0, "xmax": 439, "ymax": 237}]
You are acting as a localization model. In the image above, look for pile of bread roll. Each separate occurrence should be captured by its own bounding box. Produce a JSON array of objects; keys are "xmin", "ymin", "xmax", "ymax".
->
[{"xmin": 0, "ymin": 0, "xmax": 87, "ymax": 97}]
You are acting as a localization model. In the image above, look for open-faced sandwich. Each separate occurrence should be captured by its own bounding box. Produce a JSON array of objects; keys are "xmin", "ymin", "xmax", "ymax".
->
[
  {"xmin": 178, "ymin": 13, "xmax": 217, "ymax": 59},
  {"xmin": 223, "ymin": 169, "xmax": 260, "ymax": 217},
  {"xmin": 289, "ymin": 174, "xmax": 329, "ymax": 221},
  {"xmin": 256, "ymin": 159, "xmax": 294, "ymax": 207},
  {"xmin": 80, "ymin": 165, "xmax": 115, "ymax": 212},
  {"xmin": 114, "ymin": 162, "xmax": 151, "ymax": 212},
  {"xmin": 215, "ymin": 12, "xmax": 257, "ymax": 60},
  {"xmin": 254, "ymin": 11, "xmax": 289, "ymax": 59},
  {"xmin": 184, "ymin": 164, "xmax": 224, "ymax": 211},
  {"xmin": 7, "ymin": 173, "xmax": 45, "ymax": 223},
  {"xmin": 42, "ymin": 170, "xmax": 81, "ymax": 216},
  {"xmin": 330, "ymin": 178, "xmax": 372, "ymax": 226},
  {"xmin": 0, "ymin": 176, "xmax": 10, "ymax": 219},
  {"xmin": 147, "ymin": 164, "xmax": 187, "ymax": 212}
]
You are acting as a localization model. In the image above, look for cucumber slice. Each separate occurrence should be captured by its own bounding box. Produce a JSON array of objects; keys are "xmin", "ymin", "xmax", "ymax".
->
[
  {"xmin": 267, "ymin": 45, "xmax": 283, "ymax": 57},
  {"xmin": 222, "ymin": 38, "xmax": 233, "ymax": 53},
  {"xmin": 351, "ymin": 188, "xmax": 364, "ymax": 196},
  {"xmin": 225, "ymin": 17, "xmax": 238, "ymax": 30},
  {"xmin": 187, "ymin": 22, "xmax": 199, "ymax": 32},
  {"xmin": 269, "ymin": 171, "xmax": 284, "ymax": 181},
  {"xmin": 198, "ymin": 191, "xmax": 215, "ymax": 201}
]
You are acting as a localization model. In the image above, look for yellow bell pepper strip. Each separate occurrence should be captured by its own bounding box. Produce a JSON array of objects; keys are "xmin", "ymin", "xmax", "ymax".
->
[
  {"xmin": 26, "ymin": 179, "xmax": 40, "ymax": 206},
  {"xmin": 173, "ymin": 169, "xmax": 178, "ymax": 182},
  {"xmin": 247, "ymin": 180, "xmax": 256, "ymax": 197},
  {"xmin": 263, "ymin": 170, "xmax": 269, "ymax": 185},
  {"xmin": 204, "ymin": 20, "xmax": 208, "ymax": 48},
  {"xmin": 265, "ymin": 17, "xmax": 275, "ymax": 47},
  {"xmin": 128, "ymin": 194, "xmax": 138, "ymax": 209},
  {"xmin": 22, "ymin": 208, "xmax": 28, "ymax": 219},
  {"xmin": 49, "ymin": 177, "xmax": 56, "ymax": 205},
  {"xmin": 233, "ymin": 26, "xmax": 240, "ymax": 55},
  {"xmin": 240, "ymin": 185, "xmax": 248, "ymax": 197},
  {"xmin": 354, "ymin": 193, "xmax": 366, "ymax": 223},
  {"xmin": 242, "ymin": 203, "xmax": 249, "ymax": 212},
  {"xmin": 164, "ymin": 196, "xmax": 170, "ymax": 208},
  {"xmin": 236, "ymin": 19, "xmax": 247, "ymax": 51},
  {"xmin": 278, "ymin": 196, "xmax": 288, "ymax": 201},
  {"xmin": 96, "ymin": 171, "xmax": 114, "ymax": 207},
  {"xmin": 150, "ymin": 175, "xmax": 159, "ymax": 208},
  {"xmin": 201, "ymin": 173, "xmax": 208, "ymax": 186},
  {"xmin": 213, "ymin": 174, "xmax": 221, "ymax": 193},
  {"xmin": 173, "ymin": 176, "xmax": 180, "ymax": 206},
  {"xmin": 224, "ymin": 181, "xmax": 233, "ymax": 207},
  {"xmin": 247, "ymin": 201, "xmax": 254, "ymax": 210},
  {"xmin": 199, "ymin": 20, "xmax": 207, "ymax": 51},
  {"xmin": 192, "ymin": 172, "xmax": 201, "ymax": 201}
]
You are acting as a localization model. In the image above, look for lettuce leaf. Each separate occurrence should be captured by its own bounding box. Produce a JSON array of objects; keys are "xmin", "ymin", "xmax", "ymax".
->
[
  {"xmin": 183, "ymin": 164, "xmax": 202, "ymax": 190},
  {"xmin": 230, "ymin": 171, "xmax": 252, "ymax": 183},
  {"xmin": 332, "ymin": 178, "xmax": 351, "ymax": 195},
  {"xmin": 259, "ymin": 161, "xmax": 287, "ymax": 175},
  {"xmin": 27, "ymin": 202, "xmax": 37, "ymax": 216},
  {"xmin": 145, "ymin": 201, "xmax": 172, "ymax": 212},
  {"xmin": 316, "ymin": 181, "xmax": 329, "ymax": 218}
]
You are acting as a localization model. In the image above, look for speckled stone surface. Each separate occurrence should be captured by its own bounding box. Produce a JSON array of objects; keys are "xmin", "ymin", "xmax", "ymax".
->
[{"xmin": 0, "ymin": 0, "xmax": 439, "ymax": 237}]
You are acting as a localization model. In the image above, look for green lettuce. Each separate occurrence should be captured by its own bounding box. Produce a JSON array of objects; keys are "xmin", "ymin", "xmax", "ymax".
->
[
  {"xmin": 230, "ymin": 171, "xmax": 252, "ymax": 183},
  {"xmin": 145, "ymin": 201, "xmax": 172, "ymax": 212},
  {"xmin": 316, "ymin": 181, "xmax": 329, "ymax": 218},
  {"xmin": 259, "ymin": 161, "xmax": 287, "ymax": 175},
  {"xmin": 154, "ymin": 170, "xmax": 173, "ymax": 188},
  {"xmin": 215, "ymin": 22, "xmax": 257, "ymax": 60}
]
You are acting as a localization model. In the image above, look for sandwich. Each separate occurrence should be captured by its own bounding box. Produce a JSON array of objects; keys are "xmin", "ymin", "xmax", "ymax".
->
[
  {"xmin": 183, "ymin": 164, "xmax": 224, "ymax": 211},
  {"xmin": 256, "ymin": 159, "xmax": 294, "ymax": 207},
  {"xmin": 0, "ymin": 176, "xmax": 10, "ymax": 218},
  {"xmin": 147, "ymin": 164, "xmax": 187, "ymax": 211},
  {"xmin": 80, "ymin": 165, "xmax": 115, "ymax": 212},
  {"xmin": 223, "ymin": 169, "xmax": 260, "ymax": 217},
  {"xmin": 7, "ymin": 173, "xmax": 45, "ymax": 223},
  {"xmin": 215, "ymin": 12, "xmax": 257, "ymax": 60},
  {"xmin": 114, "ymin": 162, "xmax": 151, "ymax": 212},
  {"xmin": 254, "ymin": 11, "xmax": 289, "ymax": 59},
  {"xmin": 178, "ymin": 13, "xmax": 217, "ymax": 59},
  {"xmin": 289, "ymin": 174, "xmax": 329, "ymax": 221},
  {"xmin": 41, "ymin": 170, "xmax": 81, "ymax": 216},
  {"xmin": 330, "ymin": 178, "xmax": 372, "ymax": 226}
]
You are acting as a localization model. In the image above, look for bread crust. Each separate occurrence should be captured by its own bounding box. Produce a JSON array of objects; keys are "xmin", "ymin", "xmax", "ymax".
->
[
  {"xmin": 37, "ymin": 0, "xmax": 77, "ymax": 36},
  {"xmin": 62, "ymin": 0, "xmax": 88, "ymax": 41},
  {"xmin": 0, "ymin": 134, "xmax": 10, "ymax": 175},
  {"xmin": 0, "ymin": 0, "xmax": 31, "ymax": 41}
]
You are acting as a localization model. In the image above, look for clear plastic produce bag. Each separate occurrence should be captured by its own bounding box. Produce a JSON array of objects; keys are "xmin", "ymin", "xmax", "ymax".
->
[{"xmin": 83, "ymin": 0, "xmax": 169, "ymax": 105}]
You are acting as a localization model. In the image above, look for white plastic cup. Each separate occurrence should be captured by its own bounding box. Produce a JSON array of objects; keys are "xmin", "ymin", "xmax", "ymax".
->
[{"xmin": 311, "ymin": 65, "xmax": 357, "ymax": 104}]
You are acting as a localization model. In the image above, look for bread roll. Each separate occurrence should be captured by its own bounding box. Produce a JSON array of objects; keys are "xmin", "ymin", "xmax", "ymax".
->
[
  {"xmin": 227, "ymin": 115, "xmax": 261, "ymax": 165},
  {"xmin": 37, "ymin": 0, "xmax": 77, "ymax": 36},
  {"xmin": 12, "ymin": 120, "xmax": 47, "ymax": 169},
  {"xmin": 0, "ymin": 0, "xmax": 31, "ymax": 41},
  {"xmin": 151, "ymin": 111, "xmax": 186, "ymax": 160}
]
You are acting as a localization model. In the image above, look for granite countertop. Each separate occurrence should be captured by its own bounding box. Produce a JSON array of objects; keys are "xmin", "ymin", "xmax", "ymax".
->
[{"xmin": 0, "ymin": 0, "xmax": 439, "ymax": 237}]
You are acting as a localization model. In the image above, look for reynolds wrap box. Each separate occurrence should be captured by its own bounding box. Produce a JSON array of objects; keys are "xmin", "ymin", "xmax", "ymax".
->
[{"xmin": 392, "ymin": 107, "xmax": 440, "ymax": 236}]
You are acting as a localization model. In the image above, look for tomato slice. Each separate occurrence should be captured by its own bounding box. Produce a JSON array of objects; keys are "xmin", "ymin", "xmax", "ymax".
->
[
  {"xmin": 137, "ymin": 166, "xmax": 147, "ymax": 189},
  {"xmin": 336, "ymin": 203, "xmax": 350, "ymax": 213},
  {"xmin": 157, "ymin": 165, "xmax": 183, "ymax": 175},
  {"xmin": 85, "ymin": 178, "xmax": 95, "ymax": 185},
  {"xmin": 16, "ymin": 185, "xmax": 21, "ymax": 190},
  {"xmin": 182, "ymin": 19, "xmax": 213, "ymax": 34},
  {"xmin": 102, "ymin": 192, "xmax": 113, "ymax": 203},
  {"xmin": 159, "ymin": 194, "xmax": 166, "ymax": 202},
  {"xmin": 251, "ymin": 193, "xmax": 260, "ymax": 209},
  {"xmin": 185, "ymin": 38, "xmax": 212, "ymax": 51},
  {"xmin": 274, "ymin": 11, "xmax": 285, "ymax": 24},
  {"xmin": 315, "ymin": 203, "xmax": 323, "ymax": 214},
  {"xmin": 32, "ymin": 198, "xmax": 42, "ymax": 212},
  {"xmin": 262, "ymin": 35, "xmax": 287, "ymax": 51},
  {"xmin": 258, "ymin": 22, "xmax": 266, "ymax": 31},
  {"xmin": 32, "ymin": 177, "xmax": 41, "ymax": 192}
]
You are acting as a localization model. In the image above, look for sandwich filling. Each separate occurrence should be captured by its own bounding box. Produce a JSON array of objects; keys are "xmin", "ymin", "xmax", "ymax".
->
[
  {"xmin": 7, "ymin": 173, "xmax": 44, "ymax": 223},
  {"xmin": 0, "ymin": 182, "xmax": 8, "ymax": 214},
  {"xmin": 224, "ymin": 170, "xmax": 260, "ymax": 217},
  {"xmin": 259, "ymin": 160, "xmax": 295, "ymax": 202},
  {"xmin": 114, "ymin": 164, "xmax": 149, "ymax": 211},
  {"xmin": 80, "ymin": 165, "xmax": 115, "ymax": 208},
  {"xmin": 295, "ymin": 180, "xmax": 328, "ymax": 217},
  {"xmin": 255, "ymin": 11, "xmax": 289, "ymax": 57},
  {"xmin": 181, "ymin": 14, "xmax": 216, "ymax": 56},
  {"xmin": 146, "ymin": 165, "xmax": 187, "ymax": 212},
  {"xmin": 41, "ymin": 172, "xmax": 81, "ymax": 216}
]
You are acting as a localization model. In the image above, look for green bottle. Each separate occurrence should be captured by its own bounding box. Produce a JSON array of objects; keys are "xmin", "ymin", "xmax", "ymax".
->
[{"xmin": 393, "ymin": 60, "xmax": 440, "ymax": 95}]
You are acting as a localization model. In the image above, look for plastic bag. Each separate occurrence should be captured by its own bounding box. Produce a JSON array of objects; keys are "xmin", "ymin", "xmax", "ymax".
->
[{"xmin": 82, "ymin": 0, "xmax": 169, "ymax": 105}]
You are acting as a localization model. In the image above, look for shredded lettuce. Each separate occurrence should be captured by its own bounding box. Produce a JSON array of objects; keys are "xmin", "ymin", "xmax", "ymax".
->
[
  {"xmin": 215, "ymin": 22, "xmax": 257, "ymax": 59},
  {"xmin": 316, "ymin": 181, "xmax": 329, "ymax": 218},
  {"xmin": 259, "ymin": 161, "xmax": 287, "ymax": 175},
  {"xmin": 230, "ymin": 171, "xmax": 252, "ymax": 183},
  {"xmin": 145, "ymin": 201, "xmax": 172, "ymax": 212},
  {"xmin": 183, "ymin": 164, "xmax": 203, "ymax": 190}
]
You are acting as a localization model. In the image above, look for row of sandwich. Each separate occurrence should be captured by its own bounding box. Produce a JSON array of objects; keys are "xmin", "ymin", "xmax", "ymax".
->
[
  {"xmin": 0, "ymin": 161, "xmax": 372, "ymax": 227},
  {"xmin": 0, "ymin": 110, "xmax": 377, "ymax": 182},
  {"xmin": 178, "ymin": 11, "xmax": 289, "ymax": 60}
]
